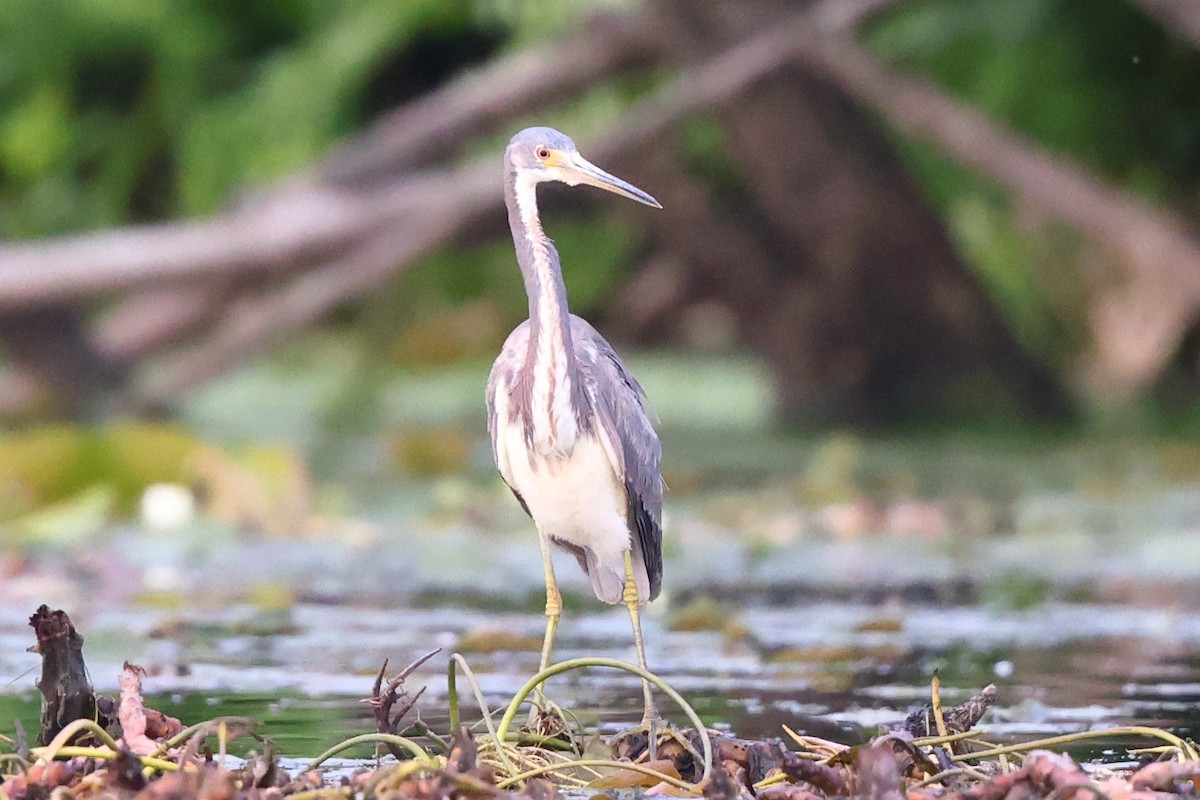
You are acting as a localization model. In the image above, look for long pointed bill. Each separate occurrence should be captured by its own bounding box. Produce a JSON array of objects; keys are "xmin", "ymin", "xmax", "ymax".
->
[{"xmin": 561, "ymin": 152, "xmax": 662, "ymax": 208}]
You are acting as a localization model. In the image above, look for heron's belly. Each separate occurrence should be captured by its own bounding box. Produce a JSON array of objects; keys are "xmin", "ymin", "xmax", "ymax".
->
[{"xmin": 503, "ymin": 432, "xmax": 630, "ymax": 561}]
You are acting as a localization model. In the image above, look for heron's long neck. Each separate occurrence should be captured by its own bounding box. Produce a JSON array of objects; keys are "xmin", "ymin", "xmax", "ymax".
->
[{"xmin": 506, "ymin": 170, "xmax": 578, "ymax": 451}]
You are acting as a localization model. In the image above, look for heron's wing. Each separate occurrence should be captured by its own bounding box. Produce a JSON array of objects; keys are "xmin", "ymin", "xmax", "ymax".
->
[
  {"xmin": 486, "ymin": 322, "xmax": 532, "ymax": 517},
  {"xmin": 571, "ymin": 316, "xmax": 664, "ymax": 601}
]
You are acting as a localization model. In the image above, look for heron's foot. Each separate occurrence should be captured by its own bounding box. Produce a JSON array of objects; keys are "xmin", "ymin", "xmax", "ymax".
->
[
  {"xmin": 612, "ymin": 717, "xmax": 707, "ymax": 778},
  {"xmin": 611, "ymin": 705, "xmax": 669, "ymax": 762}
]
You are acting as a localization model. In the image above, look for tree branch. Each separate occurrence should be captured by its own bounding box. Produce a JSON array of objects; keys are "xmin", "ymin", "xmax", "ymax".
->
[
  {"xmin": 790, "ymin": 30, "xmax": 1200, "ymax": 394},
  {"xmin": 116, "ymin": 0, "xmax": 896, "ymax": 407}
]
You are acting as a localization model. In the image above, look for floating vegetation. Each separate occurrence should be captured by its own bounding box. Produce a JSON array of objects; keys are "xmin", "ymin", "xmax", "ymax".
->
[{"xmin": 3, "ymin": 606, "xmax": 1200, "ymax": 800}]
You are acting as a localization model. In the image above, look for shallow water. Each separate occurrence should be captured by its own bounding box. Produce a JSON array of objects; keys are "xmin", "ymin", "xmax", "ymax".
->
[
  {"xmin": 3, "ymin": 356, "xmax": 1200, "ymax": 760},
  {"xmin": 3, "ymin": 585, "xmax": 1200, "ymax": 760}
]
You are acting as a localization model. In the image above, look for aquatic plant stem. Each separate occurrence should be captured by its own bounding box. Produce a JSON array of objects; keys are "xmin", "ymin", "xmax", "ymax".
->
[
  {"xmin": 910, "ymin": 766, "xmax": 990, "ymax": 788},
  {"xmin": 930, "ymin": 670, "xmax": 949, "ymax": 740},
  {"xmin": 910, "ymin": 729, "xmax": 980, "ymax": 748},
  {"xmin": 27, "ymin": 746, "xmax": 178, "ymax": 773},
  {"xmin": 34, "ymin": 719, "xmax": 119, "ymax": 763},
  {"xmin": 308, "ymin": 733, "xmax": 431, "ymax": 768},
  {"xmin": 948, "ymin": 727, "xmax": 1199, "ymax": 763},
  {"xmin": 493, "ymin": 656, "xmax": 713, "ymax": 782},
  {"xmin": 0, "ymin": 753, "xmax": 31, "ymax": 773},
  {"xmin": 447, "ymin": 653, "xmax": 520, "ymax": 777},
  {"xmin": 149, "ymin": 716, "xmax": 258, "ymax": 758},
  {"xmin": 496, "ymin": 758, "xmax": 695, "ymax": 791},
  {"xmin": 286, "ymin": 789, "xmax": 352, "ymax": 800}
]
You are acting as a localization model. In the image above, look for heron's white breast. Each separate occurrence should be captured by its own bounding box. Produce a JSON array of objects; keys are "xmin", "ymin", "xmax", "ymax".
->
[{"xmin": 493, "ymin": 385, "xmax": 630, "ymax": 564}]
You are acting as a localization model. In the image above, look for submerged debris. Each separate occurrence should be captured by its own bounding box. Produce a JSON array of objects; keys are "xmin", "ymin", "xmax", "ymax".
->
[{"xmin": 5, "ymin": 606, "xmax": 1200, "ymax": 800}]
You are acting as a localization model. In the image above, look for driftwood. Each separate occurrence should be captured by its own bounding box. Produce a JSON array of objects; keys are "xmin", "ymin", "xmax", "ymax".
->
[
  {"xmin": 0, "ymin": 0, "xmax": 1195, "ymax": 417},
  {"xmin": 27, "ymin": 605, "xmax": 105, "ymax": 746}
]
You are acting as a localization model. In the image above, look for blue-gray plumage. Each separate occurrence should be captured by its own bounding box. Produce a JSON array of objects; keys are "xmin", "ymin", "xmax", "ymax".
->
[{"xmin": 485, "ymin": 126, "xmax": 664, "ymax": 728}]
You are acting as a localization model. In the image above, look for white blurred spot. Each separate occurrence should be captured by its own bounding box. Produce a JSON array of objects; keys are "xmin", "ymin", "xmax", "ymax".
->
[
  {"xmin": 144, "ymin": 564, "xmax": 184, "ymax": 592},
  {"xmin": 140, "ymin": 483, "xmax": 196, "ymax": 531},
  {"xmin": 993, "ymin": 659, "xmax": 1014, "ymax": 678}
]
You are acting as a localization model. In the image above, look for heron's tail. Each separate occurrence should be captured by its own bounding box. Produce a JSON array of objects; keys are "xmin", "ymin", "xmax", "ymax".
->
[{"xmin": 584, "ymin": 547, "xmax": 650, "ymax": 605}]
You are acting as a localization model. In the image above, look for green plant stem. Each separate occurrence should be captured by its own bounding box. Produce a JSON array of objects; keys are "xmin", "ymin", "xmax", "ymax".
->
[
  {"xmin": 950, "ymin": 727, "xmax": 1198, "ymax": 763},
  {"xmin": 287, "ymin": 789, "xmax": 353, "ymax": 800},
  {"xmin": 400, "ymin": 721, "xmax": 449, "ymax": 754},
  {"xmin": 447, "ymin": 654, "xmax": 519, "ymax": 777},
  {"xmin": 308, "ymin": 733, "xmax": 431, "ymax": 768},
  {"xmin": 492, "ymin": 656, "xmax": 713, "ymax": 782},
  {"xmin": 28, "ymin": 745, "xmax": 178, "ymax": 773},
  {"xmin": 495, "ymin": 758, "xmax": 694, "ymax": 791},
  {"xmin": 35, "ymin": 719, "xmax": 120, "ymax": 762},
  {"xmin": 912, "ymin": 729, "xmax": 984, "ymax": 748},
  {"xmin": 150, "ymin": 716, "xmax": 259, "ymax": 758}
]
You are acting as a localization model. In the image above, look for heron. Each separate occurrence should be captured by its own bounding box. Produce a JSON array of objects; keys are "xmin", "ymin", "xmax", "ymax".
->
[{"xmin": 486, "ymin": 127, "xmax": 664, "ymax": 732}]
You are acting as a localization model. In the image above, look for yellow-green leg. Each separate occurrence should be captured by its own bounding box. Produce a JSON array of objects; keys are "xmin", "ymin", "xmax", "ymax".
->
[
  {"xmin": 623, "ymin": 550, "xmax": 661, "ymax": 756},
  {"xmin": 536, "ymin": 531, "xmax": 562, "ymax": 711}
]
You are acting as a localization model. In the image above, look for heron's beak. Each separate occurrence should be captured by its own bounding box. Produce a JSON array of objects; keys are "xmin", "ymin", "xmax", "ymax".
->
[{"xmin": 560, "ymin": 152, "xmax": 662, "ymax": 209}]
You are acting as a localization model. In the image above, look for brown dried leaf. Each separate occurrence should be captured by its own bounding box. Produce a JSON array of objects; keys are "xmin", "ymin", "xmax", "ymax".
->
[
  {"xmin": 589, "ymin": 758, "xmax": 682, "ymax": 788},
  {"xmin": 1131, "ymin": 760, "xmax": 1200, "ymax": 792},
  {"xmin": 853, "ymin": 744, "xmax": 904, "ymax": 800}
]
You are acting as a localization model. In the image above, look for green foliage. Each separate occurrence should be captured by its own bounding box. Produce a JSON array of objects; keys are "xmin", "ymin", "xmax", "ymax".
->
[
  {"xmin": 0, "ymin": 0, "xmax": 491, "ymax": 235},
  {"xmin": 869, "ymin": 0, "xmax": 1200, "ymax": 198},
  {"xmin": 0, "ymin": 421, "xmax": 314, "ymax": 547},
  {"xmin": 0, "ymin": 422, "xmax": 195, "ymax": 518},
  {"xmin": 474, "ymin": 0, "xmax": 637, "ymax": 45}
]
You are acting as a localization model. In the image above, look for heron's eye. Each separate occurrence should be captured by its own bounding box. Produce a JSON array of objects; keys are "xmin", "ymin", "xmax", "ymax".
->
[{"xmin": 536, "ymin": 147, "xmax": 551, "ymax": 161}]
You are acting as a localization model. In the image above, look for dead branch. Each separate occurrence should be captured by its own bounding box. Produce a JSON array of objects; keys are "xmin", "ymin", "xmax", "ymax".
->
[
  {"xmin": 95, "ymin": 286, "xmax": 236, "ymax": 362},
  {"xmin": 0, "ymin": 13, "xmax": 651, "ymax": 308},
  {"xmin": 0, "ymin": 0, "xmax": 886, "ymax": 312},
  {"xmin": 5, "ymin": 0, "xmax": 1186, "ymax": 413},
  {"xmin": 117, "ymin": 0, "xmax": 895, "ymax": 410},
  {"xmin": 27, "ymin": 605, "xmax": 106, "ymax": 746},
  {"xmin": 320, "ymin": 10, "xmax": 658, "ymax": 186},
  {"xmin": 789, "ymin": 28, "xmax": 1200, "ymax": 395}
]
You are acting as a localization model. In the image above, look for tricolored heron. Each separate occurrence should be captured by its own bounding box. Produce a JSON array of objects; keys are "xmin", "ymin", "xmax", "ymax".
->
[{"xmin": 486, "ymin": 127, "xmax": 664, "ymax": 730}]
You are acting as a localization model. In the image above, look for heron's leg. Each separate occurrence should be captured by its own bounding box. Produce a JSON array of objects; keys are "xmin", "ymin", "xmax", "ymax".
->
[
  {"xmin": 623, "ymin": 549, "xmax": 661, "ymax": 755},
  {"xmin": 536, "ymin": 530, "xmax": 562, "ymax": 709}
]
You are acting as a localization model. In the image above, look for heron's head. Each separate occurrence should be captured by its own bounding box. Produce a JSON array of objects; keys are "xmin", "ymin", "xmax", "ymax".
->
[{"xmin": 506, "ymin": 126, "xmax": 661, "ymax": 208}]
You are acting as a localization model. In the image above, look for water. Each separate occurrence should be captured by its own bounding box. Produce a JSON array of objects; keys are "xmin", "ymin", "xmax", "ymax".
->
[
  {"xmin": 3, "ymin": 588, "xmax": 1200, "ymax": 759},
  {"xmin": 3, "ymin": 355, "xmax": 1200, "ymax": 761}
]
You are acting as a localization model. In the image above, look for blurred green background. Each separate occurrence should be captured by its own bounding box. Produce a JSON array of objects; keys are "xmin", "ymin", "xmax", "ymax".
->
[{"xmin": 0, "ymin": 0, "xmax": 1198, "ymax": 569}]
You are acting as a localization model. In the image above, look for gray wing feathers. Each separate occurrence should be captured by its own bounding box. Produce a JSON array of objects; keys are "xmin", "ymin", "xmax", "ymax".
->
[
  {"xmin": 571, "ymin": 316, "xmax": 664, "ymax": 601},
  {"xmin": 486, "ymin": 322, "xmax": 531, "ymax": 509}
]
